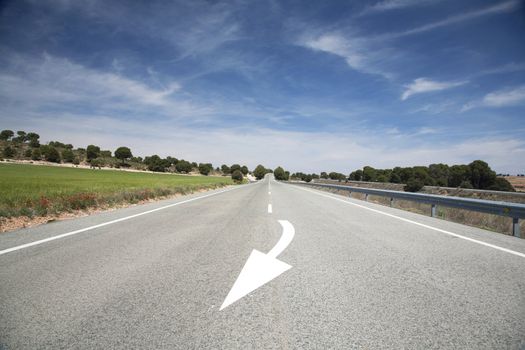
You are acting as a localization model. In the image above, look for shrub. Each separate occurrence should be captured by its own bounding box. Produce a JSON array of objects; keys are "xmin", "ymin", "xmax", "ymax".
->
[
  {"xmin": 231, "ymin": 170, "xmax": 243, "ymax": 183},
  {"xmin": 198, "ymin": 163, "xmax": 213, "ymax": 176},
  {"xmin": 24, "ymin": 149, "xmax": 33, "ymax": 158},
  {"xmin": 40, "ymin": 145, "xmax": 61, "ymax": 163},
  {"xmin": 459, "ymin": 180, "xmax": 473, "ymax": 189},
  {"xmin": 274, "ymin": 166, "xmax": 286, "ymax": 180},
  {"xmin": 31, "ymin": 148, "xmax": 41, "ymax": 160},
  {"xmin": 2, "ymin": 146, "xmax": 15, "ymax": 158},
  {"xmin": 404, "ymin": 178, "xmax": 424, "ymax": 192},
  {"xmin": 175, "ymin": 160, "xmax": 192, "ymax": 173}
]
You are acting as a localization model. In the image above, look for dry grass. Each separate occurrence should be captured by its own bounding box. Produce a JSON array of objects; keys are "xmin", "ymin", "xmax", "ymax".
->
[{"xmin": 505, "ymin": 176, "xmax": 525, "ymax": 192}]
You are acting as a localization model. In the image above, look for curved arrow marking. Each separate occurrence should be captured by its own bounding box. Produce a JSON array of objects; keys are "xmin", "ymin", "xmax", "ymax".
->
[
  {"xmin": 220, "ymin": 220, "xmax": 295, "ymax": 310},
  {"xmin": 268, "ymin": 220, "xmax": 295, "ymax": 258}
]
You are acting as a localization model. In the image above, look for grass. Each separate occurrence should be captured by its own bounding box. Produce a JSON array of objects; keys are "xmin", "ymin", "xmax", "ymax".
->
[{"xmin": 0, "ymin": 163, "xmax": 233, "ymax": 219}]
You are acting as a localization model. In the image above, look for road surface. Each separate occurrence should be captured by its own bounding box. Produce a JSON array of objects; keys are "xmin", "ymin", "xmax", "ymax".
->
[{"xmin": 1, "ymin": 175, "xmax": 524, "ymax": 349}]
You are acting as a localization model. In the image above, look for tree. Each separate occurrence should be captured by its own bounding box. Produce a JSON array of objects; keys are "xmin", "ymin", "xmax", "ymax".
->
[
  {"xmin": 221, "ymin": 164, "xmax": 231, "ymax": 175},
  {"xmin": 253, "ymin": 164, "xmax": 267, "ymax": 180},
  {"xmin": 468, "ymin": 160, "xmax": 496, "ymax": 189},
  {"xmin": 362, "ymin": 166, "xmax": 377, "ymax": 181},
  {"xmin": 448, "ymin": 165, "xmax": 470, "ymax": 187},
  {"xmin": 27, "ymin": 132, "xmax": 40, "ymax": 148},
  {"xmin": 489, "ymin": 178, "xmax": 515, "ymax": 192},
  {"xmin": 114, "ymin": 147, "xmax": 132, "ymax": 163},
  {"xmin": 329, "ymin": 172, "xmax": 346, "ymax": 181},
  {"xmin": 0, "ymin": 130, "xmax": 14, "ymax": 141},
  {"xmin": 428, "ymin": 163, "xmax": 449, "ymax": 186},
  {"xmin": 231, "ymin": 170, "xmax": 243, "ymax": 183},
  {"xmin": 100, "ymin": 150, "xmax": 112, "ymax": 157},
  {"xmin": 198, "ymin": 163, "xmax": 213, "ymax": 176},
  {"xmin": 349, "ymin": 170, "xmax": 363, "ymax": 181},
  {"xmin": 389, "ymin": 172, "xmax": 401, "ymax": 183},
  {"xmin": 40, "ymin": 145, "xmax": 61, "ymax": 163},
  {"xmin": 274, "ymin": 166, "xmax": 286, "ymax": 180},
  {"xmin": 24, "ymin": 149, "xmax": 32, "ymax": 158},
  {"xmin": 2, "ymin": 146, "xmax": 15, "ymax": 158},
  {"xmin": 230, "ymin": 164, "xmax": 241, "ymax": 173},
  {"xmin": 14, "ymin": 131, "xmax": 27, "ymax": 143},
  {"xmin": 241, "ymin": 165, "xmax": 249, "ymax": 175},
  {"xmin": 175, "ymin": 160, "xmax": 192, "ymax": 173},
  {"xmin": 86, "ymin": 145, "xmax": 101, "ymax": 161},
  {"xmin": 61, "ymin": 149, "xmax": 75, "ymax": 163},
  {"xmin": 320, "ymin": 172, "xmax": 328, "ymax": 179},
  {"xmin": 144, "ymin": 155, "xmax": 171, "ymax": 172}
]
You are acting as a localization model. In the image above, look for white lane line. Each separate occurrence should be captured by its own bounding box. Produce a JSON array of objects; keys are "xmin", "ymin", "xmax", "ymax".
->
[
  {"xmin": 268, "ymin": 204, "xmax": 273, "ymax": 214},
  {"xmin": 0, "ymin": 185, "xmax": 246, "ymax": 256},
  {"xmin": 267, "ymin": 220, "xmax": 295, "ymax": 258},
  {"xmin": 268, "ymin": 191, "xmax": 271, "ymax": 195},
  {"xmin": 295, "ymin": 186, "xmax": 525, "ymax": 259}
]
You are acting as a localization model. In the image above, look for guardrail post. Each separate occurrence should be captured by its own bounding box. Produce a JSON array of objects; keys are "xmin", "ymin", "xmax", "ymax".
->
[
  {"xmin": 349, "ymin": 191, "xmax": 352, "ymax": 198},
  {"xmin": 431, "ymin": 204, "xmax": 437, "ymax": 217},
  {"xmin": 365, "ymin": 194, "xmax": 369, "ymax": 202},
  {"xmin": 390, "ymin": 197, "xmax": 394, "ymax": 207},
  {"xmin": 512, "ymin": 217, "xmax": 520, "ymax": 238}
]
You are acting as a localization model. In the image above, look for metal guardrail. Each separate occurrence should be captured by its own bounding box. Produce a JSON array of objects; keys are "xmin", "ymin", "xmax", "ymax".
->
[{"xmin": 294, "ymin": 182, "xmax": 525, "ymax": 237}]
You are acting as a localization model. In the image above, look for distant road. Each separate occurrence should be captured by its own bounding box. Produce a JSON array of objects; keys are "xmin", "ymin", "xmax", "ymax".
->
[{"xmin": 1, "ymin": 175, "xmax": 524, "ymax": 349}]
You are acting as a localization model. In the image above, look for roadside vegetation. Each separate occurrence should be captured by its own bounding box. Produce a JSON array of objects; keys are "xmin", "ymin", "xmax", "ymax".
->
[
  {"xmin": 345, "ymin": 161, "xmax": 515, "ymax": 192},
  {"xmin": 0, "ymin": 129, "xmax": 250, "ymax": 182},
  {"xmin": 0, "ymin": 163, "xmax": 232, "ymax": 229}
]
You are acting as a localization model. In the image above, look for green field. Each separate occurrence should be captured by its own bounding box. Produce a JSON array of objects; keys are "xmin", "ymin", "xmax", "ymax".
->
[{"xmin": 0, "ymin": 163, "xmax": 232, "ymax": 218}]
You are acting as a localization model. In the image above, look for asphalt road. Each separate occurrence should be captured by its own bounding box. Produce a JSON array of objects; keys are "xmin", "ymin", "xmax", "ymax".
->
[{"xmin": 1, "ymin": 175, "xmax": 525, "ymax": 349}]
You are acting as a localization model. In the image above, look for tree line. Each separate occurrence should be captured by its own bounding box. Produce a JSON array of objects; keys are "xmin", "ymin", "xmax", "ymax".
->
[
  {"xmin": 1, "ymin": 129, "xmax": 516, "ymax": 192},
  {"xmin": 344, "ymin": 161, "xmax": 514, "ymax": 192},
  {"xmin": 0, "ymin": 129, "xmax": 251, "ymax": 182}
]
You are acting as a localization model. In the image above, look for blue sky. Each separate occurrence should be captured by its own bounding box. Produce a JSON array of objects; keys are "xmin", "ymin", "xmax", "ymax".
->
[{"xmin": 0, "ymin": 0, "xmax": 524, "ymax": 174}]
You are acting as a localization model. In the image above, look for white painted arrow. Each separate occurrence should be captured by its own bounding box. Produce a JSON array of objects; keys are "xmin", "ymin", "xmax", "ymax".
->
[{"xmin": 220, "ymin": 220, "xmax": 295, "ymax": 310}]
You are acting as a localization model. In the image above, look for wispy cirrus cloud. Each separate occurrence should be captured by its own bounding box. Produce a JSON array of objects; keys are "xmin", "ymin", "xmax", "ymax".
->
[
  {"xmin": 361, "ymin": 0, "xmax": 441, "ymax": 15},
  {"xmin": 462, "ymin": 85, "xmax": 525, "ymax": 111},
  {"xmin": 0, "ymin": 51, "xmax": 213, "ymax": 119},
  {"xmin": 401, "ymin": 78, "xmax": 466, "ymax": 100},
  {"xmin": 386, "ymin": 0, "xmax": 520, "ymax": 38}
]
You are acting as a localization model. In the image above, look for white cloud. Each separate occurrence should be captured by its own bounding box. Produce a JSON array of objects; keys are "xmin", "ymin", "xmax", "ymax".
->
[
  {"xmin": 362, "ymin": 0, "xmax": 440, "ymax": 14},
  {"xmin": 401, "ymin": 78, "xmax": 467, "ymax": 100},
  {"xmin": 0, "ymin": 52, "xmax": 213, "ymax": 119},
  {"xmin": 483, "ymin": 86, "xmax": 525, "ymax": 107},
  {"xmin": 299, "ymin": 32, "xmax": 394, "ymax": 78},
  {"xmin": 394, "ymin": 0, "xmax": 520, "ymax": 37},
  {"xmin": 462, "ymin": 85, "xmax": 525, "ymax": 111}
]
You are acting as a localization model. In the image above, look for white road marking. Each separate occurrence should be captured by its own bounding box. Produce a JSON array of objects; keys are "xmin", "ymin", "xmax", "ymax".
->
[
  {"xmin": 268, "ymin": 191, "xmax": 271, "ymax": 195},
  {"xmin": 220, "ymin": 220, "xmax": 294, "ymax": 310},
  {"xmin": 295, "ymin": 186, "xmax": 525, "ymax": 259},
  {"xmin": 268, "ymin": 220, "xmax": 295, "ymax": 258},
  {"xmin": 268, "ymin": 204, "xmax": 273, "ymax": 213},
  {"xmin": 0, "ymin": 185, "xmax": 246, "ymax": 256}
]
